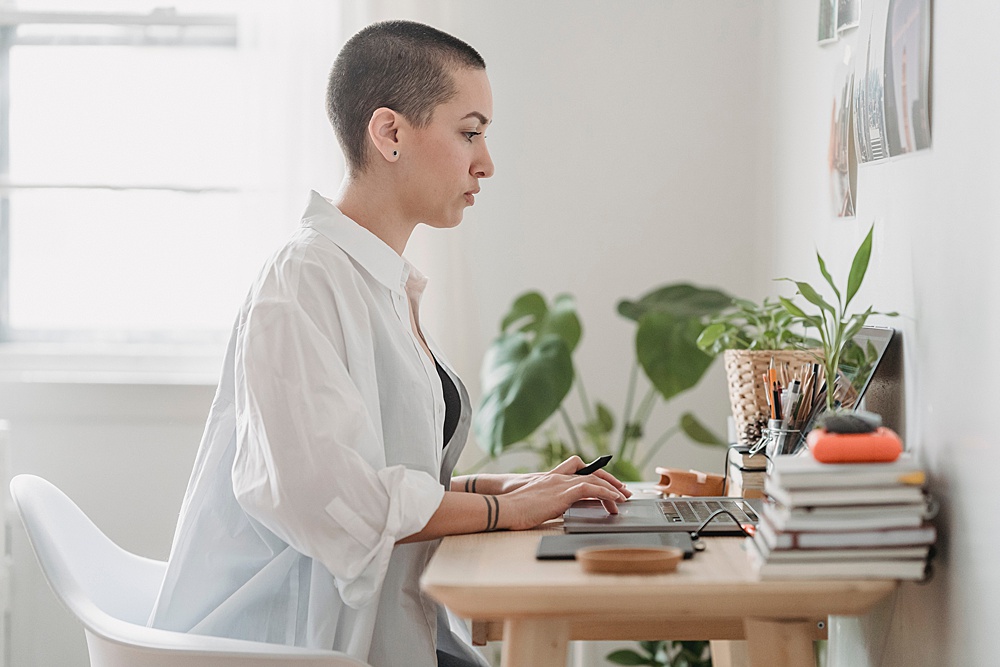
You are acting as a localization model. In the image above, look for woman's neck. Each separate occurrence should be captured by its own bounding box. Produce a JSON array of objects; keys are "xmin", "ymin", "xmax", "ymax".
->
[{"xmin": 333, "ymin": 175, "xmax": 416, "ymax": 255}]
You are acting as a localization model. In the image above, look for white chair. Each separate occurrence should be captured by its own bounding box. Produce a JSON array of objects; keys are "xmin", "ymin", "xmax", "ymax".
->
[{"xmin": 9, "ymin": 474, "xmax": 370, "ymax": 667}]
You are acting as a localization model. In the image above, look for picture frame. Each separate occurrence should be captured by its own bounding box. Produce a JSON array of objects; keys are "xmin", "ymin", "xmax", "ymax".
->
[
  {"xmin": 819, "ymin": 0, "xmax": 838, "ymax": 44},
  {"xmin": 837, "ymin": 0, "xmax": 861, "ymax": 32}
]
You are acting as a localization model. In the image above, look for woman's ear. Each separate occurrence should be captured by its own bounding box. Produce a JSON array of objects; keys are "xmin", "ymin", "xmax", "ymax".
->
[{"xmin": 368, "ymin": 107, "xmax": 402, "ymax": 163}]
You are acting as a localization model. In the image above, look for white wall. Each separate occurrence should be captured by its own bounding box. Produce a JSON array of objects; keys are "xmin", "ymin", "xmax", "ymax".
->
[{"xmin": 761, "ymin": 1, "xmax": 1000, "ymax": 665}]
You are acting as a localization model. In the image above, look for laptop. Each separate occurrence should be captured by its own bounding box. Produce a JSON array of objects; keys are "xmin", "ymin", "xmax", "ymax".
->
[
  {"xmin": 563, "ymin": 496, "xmax": 765, "ymax": 535},
  {"xmin": 562, "ymin": 325, "xmax": 896, "ymax": 536}
]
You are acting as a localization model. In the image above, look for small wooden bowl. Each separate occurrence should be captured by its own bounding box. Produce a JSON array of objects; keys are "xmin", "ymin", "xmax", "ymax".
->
[{"xmin": 576, "ymin": 546, "xmax": 683, "ymax": 575}]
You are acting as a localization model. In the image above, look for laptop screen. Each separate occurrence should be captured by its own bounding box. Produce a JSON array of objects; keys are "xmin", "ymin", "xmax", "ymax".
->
[{"xmin": 804, "ymin": 324, "xmax": 894, "ymax": 430}]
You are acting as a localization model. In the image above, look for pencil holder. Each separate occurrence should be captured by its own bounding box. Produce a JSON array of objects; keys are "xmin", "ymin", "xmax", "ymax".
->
[
  {"xmin": 723, "ymin": 348, "xmax": 821, "ymax": 445},
  {"xmin": 760, "ymin": 419, "xmax": 804, "ymax": 458}
]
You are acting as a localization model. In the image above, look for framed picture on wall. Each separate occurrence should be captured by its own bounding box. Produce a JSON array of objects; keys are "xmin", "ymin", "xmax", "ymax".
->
[
  {"xmin": 837, "ymin": 0, "xmax": 861, "ymax": 32},
  {"xmin": 819, "ymin": 0, "xmax": 838, "ymax": 43},
  {"xmin": 853, "ymin": 0, "xmax": 890, "ymax": 163},
  {"xmin": 883, "ymin": 0, "xmax": 932, "ymax": 155},
  {"xmin": 829, "ymin": 47, "xmax": 857, "ymax": 217}
]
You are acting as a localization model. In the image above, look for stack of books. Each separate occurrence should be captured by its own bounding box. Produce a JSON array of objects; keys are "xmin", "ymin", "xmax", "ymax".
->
[
  {"xmin": 747, "ymin": 454, "xmax": 935, "ymax": 580},
  {"xmin": 726, "ymin": 445, "xmax": 767, "ymax": 499}
]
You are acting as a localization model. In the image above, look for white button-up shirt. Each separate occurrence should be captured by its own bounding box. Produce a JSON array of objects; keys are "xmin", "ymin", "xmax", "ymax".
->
[{"xmin": 148, "ymin": 192, "xmax": 483, "ymax": 667}]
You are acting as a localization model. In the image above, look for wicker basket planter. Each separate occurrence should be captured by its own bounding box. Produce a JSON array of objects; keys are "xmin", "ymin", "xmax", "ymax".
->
[{"xmin": 723, "ymin": 348, "xmax": 822, "ymax": 445}]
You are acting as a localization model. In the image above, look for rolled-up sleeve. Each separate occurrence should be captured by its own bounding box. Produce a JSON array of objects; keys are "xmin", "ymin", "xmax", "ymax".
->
[{"xmin": 230, "ymin": 254, "xmax": 444, "ymax": 609}]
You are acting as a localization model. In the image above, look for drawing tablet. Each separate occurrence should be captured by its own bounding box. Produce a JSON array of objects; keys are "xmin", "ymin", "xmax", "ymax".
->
[{"xmin": 536, "ymin": 532, "xmax": 696, "ymax": 560}]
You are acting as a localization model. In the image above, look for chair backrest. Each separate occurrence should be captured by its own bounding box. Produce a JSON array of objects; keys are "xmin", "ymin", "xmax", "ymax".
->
[
  {"xmin": 9, "ymin": 474, "xmax": 370, "ymax": 667},
  {"xmin": 9, "ymin": 474, "xmax": 167, "ymax": 626}
]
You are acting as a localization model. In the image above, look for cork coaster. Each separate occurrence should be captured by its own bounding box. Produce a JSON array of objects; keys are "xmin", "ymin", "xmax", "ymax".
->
[{"xmin": 576, "ymin": 546, "xmax": 683, "ymax": 574}]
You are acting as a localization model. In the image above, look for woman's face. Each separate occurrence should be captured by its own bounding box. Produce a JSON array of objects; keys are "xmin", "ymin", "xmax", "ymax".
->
[{"xmin": 398, "ymin": 67, "xmax": 495, "ymax": 229}]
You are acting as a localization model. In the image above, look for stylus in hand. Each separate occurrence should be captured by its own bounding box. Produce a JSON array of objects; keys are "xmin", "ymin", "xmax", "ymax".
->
[{"xmin": 575, "ymin": 454, "xmax": 612, "ymax": 476}]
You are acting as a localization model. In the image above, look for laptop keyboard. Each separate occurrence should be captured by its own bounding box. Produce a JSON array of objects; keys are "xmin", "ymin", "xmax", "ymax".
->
[{"xmin": 658, "ymin": 499, "xmax": 758, "ymax": 525}]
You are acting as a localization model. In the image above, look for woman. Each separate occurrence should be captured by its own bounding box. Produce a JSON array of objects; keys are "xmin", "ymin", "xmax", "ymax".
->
[{"xmin": 148, "ymin": 20, "xmax": 630, "ymax": 667}]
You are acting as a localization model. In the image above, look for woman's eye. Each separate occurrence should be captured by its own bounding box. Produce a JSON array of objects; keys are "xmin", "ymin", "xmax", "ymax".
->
[{"xmin": 463, "ymin": 131, "xmax": 482, "ymax": 141}]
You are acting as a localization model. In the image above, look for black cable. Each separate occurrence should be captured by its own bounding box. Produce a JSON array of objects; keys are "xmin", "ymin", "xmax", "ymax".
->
[{"xmin": 692, "ymin": 508, "xmax": 754, "ymax": 538}]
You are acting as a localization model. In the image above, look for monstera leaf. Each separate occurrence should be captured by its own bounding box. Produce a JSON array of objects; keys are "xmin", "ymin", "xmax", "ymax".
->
[
  {"xmin": 474, "ymin": 292, "xmax": 581, "ymax": 455},
  {"xmin": 618, "ymin": 284, "xmax": 732, "ymax": 402}
]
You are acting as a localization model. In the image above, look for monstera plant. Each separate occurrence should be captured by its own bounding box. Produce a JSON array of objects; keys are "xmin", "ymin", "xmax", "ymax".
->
[{"xmin": 472, "ymin": 283, "xmax": 734, "ymax": 481}]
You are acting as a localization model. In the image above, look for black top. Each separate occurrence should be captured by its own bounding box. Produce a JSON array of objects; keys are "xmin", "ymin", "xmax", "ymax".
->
[{"xmin": 434, "ymin": 358, "xmax": 461, "ymax": 447}]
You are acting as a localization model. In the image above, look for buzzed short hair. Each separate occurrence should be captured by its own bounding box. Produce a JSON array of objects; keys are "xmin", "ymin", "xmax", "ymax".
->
[{"xmin": 326, "ymin": 20, "xmax": 486, "ymax": 175}]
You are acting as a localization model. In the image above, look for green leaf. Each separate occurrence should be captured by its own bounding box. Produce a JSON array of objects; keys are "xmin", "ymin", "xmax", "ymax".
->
[
  {"xmin": 639, "ymin": 641, "xmax": 665, "ymax": 656},
  {"xmin": 608, "ymin": 458, "xmax": 643, "ymax": 482},
  {"xmin": 500, "ymin": 291, "xmax": 547, "ymax": 333},
  {"xmin": 635, "ymin": 311, "xmax": 715, "ymax": 402},
  {"xmin": 695, "ymin": 322, "xmax": 726, "ymax": 351},
  {"xmin": 791, "ymin": 280, "xmax": 836, "ymax": 315},
  {"xmin": 778, "ymin": 296, "xmax": 809, "ymax": 320},
  {"xmin": 538, "ymin": 293, "xmax": 582, "ymax": 352},
  {"xmin": 606, "ymin": 649, "xmax": 656, "ymax": 666},
  {"xmin": 500, "ymin": 291, "xmax": 582, "ymax": 353},
  {"xmin": 845, "ymin": 226, "xmax": 874, "ymax": 309},
  {"xmin": 617, "ymin": 283, "xmax": 733, "ymax": 322},
  {"xmin": 816, "ymin": 251, "xmax": 842, "ymax": 304},
  {"xmin": 622, "ymin": 421, "xmax": 644, "ymax": 441},
  {"xmin": 595, "ymin": 402, "xmax": 615, "ymax": 434},
  {"xmin": 679, "ymin": 412, "xmax": 726, "ymax": 446},
  {"xmin": 841, "ymin": 307, "xmax": 873, "ymax": 343},
  {"xmin": 473, "ymin": 333, "xmax": 574, "ymax": 455}
]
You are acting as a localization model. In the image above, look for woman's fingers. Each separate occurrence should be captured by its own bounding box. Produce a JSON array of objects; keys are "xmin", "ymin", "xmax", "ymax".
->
[
  {"xmin": 566, "ymin": 480, "xmax": 625, "ymax": 506},
  {"xmin": 548, "ymin": 456, "xmax": 584, "ymax": 475},
  {"xmin": 599, "ymin": 498, "xmax": 621, "ymax": 514},
  {"xmin": 574, "ymin": 483, "xmax": 621, "ymax": 514},
  {"xmin": 592, "ymin": 469, "xmax": 633, "ymax": 497}
]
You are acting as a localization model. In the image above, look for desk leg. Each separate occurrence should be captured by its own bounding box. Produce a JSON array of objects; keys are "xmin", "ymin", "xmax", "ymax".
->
[
  {"xmin": 710, "ymin": 640, "xmax": 750, "ymax": 667},
  {"xmin": 500, "ymin": 618, "xmax": 570, "ymax": 667},
  {"xmin": 743, "ymin": 618, "xmax": 815, "ymax": 667}
]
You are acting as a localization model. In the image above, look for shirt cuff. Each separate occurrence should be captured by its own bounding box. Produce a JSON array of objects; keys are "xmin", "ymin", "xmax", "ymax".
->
[{"xmin": 326, "ymin": 466, "xmax": 444, "ymax": 608}]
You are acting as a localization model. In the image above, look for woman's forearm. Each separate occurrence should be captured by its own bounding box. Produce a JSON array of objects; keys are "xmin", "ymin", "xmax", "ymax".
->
[
  {"xmin": 397, "ymin": 490, "xmax": 507, "ymax": 543},
  {"xmin": 450, "ymin": 473, "xmax": 538, "ymax": 495},
  {"xmin": 400, "ymin": 470, "xmax": 628, "ymax": 544}
]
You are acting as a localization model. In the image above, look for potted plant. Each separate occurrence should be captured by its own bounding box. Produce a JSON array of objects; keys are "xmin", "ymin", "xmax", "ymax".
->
[
  {"xmin": 472, "ymin": 283, "xmax": 734, "ymax": 482},
  {"xmin": 607, "ymin": 640, "xmax": 711, "ymax": 667},
  {"xmin": 696, "ymin": 297, "xmax": 819, "ymax": 445},
  {"xmin": 473, "ymin": 284, "xmax": 733, "ymax": 667},
  {"xmin": 778, "ymin": 225, "xmax": 897, "ymax": 412}
]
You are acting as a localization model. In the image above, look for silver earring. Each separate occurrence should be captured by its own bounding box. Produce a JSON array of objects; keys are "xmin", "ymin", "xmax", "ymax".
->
[{"xmin": 392, "ymin": 150, "xmax": 398, "ymax": 157}]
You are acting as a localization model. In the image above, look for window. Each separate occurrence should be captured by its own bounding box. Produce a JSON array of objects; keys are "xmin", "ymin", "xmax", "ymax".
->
[{"xmin": 0, "ymin": 2, "xmax": 345, "ymax": 344}]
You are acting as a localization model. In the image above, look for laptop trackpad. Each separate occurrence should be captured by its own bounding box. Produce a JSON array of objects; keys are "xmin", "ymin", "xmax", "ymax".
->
[{"xmin": 565, "ymin": 500, "xmax": 659, "ymax": 520}]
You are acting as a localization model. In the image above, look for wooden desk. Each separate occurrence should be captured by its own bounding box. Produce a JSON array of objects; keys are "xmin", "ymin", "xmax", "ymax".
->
[{"xmin": 420, "ymin": 527, "xmax": 897, "ymax": 667}]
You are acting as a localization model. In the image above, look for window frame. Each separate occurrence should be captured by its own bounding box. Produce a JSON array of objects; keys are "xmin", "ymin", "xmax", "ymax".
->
[{"xmin": 0, "ymin": 7, "xmax": 238, "ymax": 344}]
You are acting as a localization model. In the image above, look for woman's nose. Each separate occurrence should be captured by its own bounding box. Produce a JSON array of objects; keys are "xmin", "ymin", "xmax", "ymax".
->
[{"xmin": 474, "ymin": 145, "xmax": 495, "ymax": 179}]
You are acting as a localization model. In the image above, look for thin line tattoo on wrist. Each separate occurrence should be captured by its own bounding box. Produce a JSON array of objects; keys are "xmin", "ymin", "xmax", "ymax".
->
[
  {"xmin": 483, "ymin": 495, "xmax": 500, "ymax": 531},
  {"xmin": 465, "ymin": 476, "xmax": 479, "ymax": 494}
]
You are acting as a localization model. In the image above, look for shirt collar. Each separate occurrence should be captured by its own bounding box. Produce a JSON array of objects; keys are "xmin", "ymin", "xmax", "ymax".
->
[{"xmin": 301, "ymin": 190, "xmax": 419, "ymax": 297}]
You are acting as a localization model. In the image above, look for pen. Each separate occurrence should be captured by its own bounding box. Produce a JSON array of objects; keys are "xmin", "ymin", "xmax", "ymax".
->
[{"xmin": 575, "ymin": 455, "xmax": 613, "ymax": 475}]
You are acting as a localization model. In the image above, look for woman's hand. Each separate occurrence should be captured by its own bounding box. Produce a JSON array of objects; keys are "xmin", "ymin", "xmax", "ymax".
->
[
  {"xmin": 411, "ymin": 457, "xmax": 636, "ymax": 542},
  {"xmin": 498, "ymin": 470, "xmax": 629, "ymax": 530},
  {"xmin": 496, "ymin": 456, "xmax": 633, "ymax": 498}
]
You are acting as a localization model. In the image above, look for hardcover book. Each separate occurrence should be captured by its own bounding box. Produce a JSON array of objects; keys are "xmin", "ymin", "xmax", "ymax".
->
[
  {"xmin": 764, "ymin": 479, "xmax": 926, "ymax": 507},
  {"xmin": 757, "ymin": 515, "xmax": 936, "ymax": 550},
  {"xmin": 769, "ymin": 454, "xmax": 926, "ymax": 489}
]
